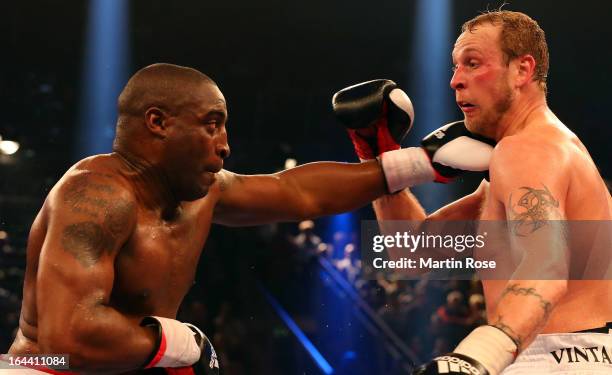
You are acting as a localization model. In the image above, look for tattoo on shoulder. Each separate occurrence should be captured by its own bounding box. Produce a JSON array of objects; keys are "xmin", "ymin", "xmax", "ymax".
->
[
  {"xmin": 491, "ymin": 315, "xmax": 523, "ymax": 350},
  {"xmin": 509, "ymin": 184, "xmax": 560, "ymax": 236},
  {"xmin": 63, "ymin": 173, "xmax": 116, "ymax": 219},
  {"xmin": 500, "ymin": 283, "xmax": 553, "ymax": 321},
  {"xmin": 60, "ymin": 173, "xmax": 135, "ymax": 267}
]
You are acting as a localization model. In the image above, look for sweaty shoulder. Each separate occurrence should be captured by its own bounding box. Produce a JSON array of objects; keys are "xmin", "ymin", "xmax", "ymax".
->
[
  {"xmin": 488, "ymin": 123, "xmax": 610, "ymax": 219},
  {"xmin": 46, "ymin": 155, "xmax": 137, "ymax": 245},
  {"xmin": 489, "ymin": 125, "xmax": 574, "ymax": 184}
]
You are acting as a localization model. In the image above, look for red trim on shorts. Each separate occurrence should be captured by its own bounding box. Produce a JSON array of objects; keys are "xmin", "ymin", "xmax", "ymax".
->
[
  {"xmin": 165, "ymin": 366, "xmax": 196, "ymax": 375},
  {"xmin": 29, "ymin": 366, "xmax": 75, "ymax": 374},
  {"xmin": 145, "ymin": 328, "xmax": 168, "ymax": 368}
]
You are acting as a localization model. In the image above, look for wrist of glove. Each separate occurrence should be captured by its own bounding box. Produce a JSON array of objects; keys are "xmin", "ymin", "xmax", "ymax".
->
[
  {"xmin": 413, "ymin": 325, "xmax": 518, "ymax": 375},
  {"xmin": 380, "ymin": 121, "xmax": 495, "ymax": 193},
  {"xmin": 141, "ymin": 316, "xmax": 207, "ymax": 369}
]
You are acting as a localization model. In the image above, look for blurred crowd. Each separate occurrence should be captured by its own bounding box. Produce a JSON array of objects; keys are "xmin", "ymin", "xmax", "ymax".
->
[{"xmin": 289, "ymin": 220, "xmax": 488, "ymax": 362}]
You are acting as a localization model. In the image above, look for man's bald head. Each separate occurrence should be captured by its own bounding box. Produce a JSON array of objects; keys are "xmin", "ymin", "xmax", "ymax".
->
[{"xmin": 117, "ymin": 63, "xmax": 216, "ymax": 119}]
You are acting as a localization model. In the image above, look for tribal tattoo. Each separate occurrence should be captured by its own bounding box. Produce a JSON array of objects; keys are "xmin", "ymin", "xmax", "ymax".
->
[{"xmin": 509, "ymin": 184, "xmax": 560, "ymax": 236}]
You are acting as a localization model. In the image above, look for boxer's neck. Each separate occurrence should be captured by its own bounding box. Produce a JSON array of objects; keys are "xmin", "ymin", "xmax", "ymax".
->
[
  {"xmin": 113, "ymin": 150, "xmax": 181, "ymax": 219},
  {"xmin": 494, "ymin": 94, "xmax": 548, "ymax": 141}
]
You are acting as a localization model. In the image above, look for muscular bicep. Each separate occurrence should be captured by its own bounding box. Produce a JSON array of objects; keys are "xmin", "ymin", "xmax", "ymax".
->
[{"xmin": 37, "ymin": 171, "xmax": 136, "ymax": 345}]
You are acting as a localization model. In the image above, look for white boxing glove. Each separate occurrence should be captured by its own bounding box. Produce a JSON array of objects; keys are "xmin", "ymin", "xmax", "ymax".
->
[{"xmin": 380, "ymin": 121, "xmax": 495, "ymax": 193}]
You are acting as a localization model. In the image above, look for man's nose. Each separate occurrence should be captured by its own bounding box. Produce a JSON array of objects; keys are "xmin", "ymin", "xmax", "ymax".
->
[
  {"xmin": 216, "ymin": 133, "xmax": 230, "ymax": 159},
  {"xmin": 450, "ymin": 68, "xmax": 465, "ymax": 90},
  {"xmin": 218, "ymin": 143, "xmax": 230, "ymax": 159}
]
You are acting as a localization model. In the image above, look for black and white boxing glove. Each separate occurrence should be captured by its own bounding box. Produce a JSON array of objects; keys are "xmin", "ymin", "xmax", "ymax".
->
[
  {"xmin": 332, "ymin": 79, "xmax": 414, "ymax": 161},
  {"xmin": 413, "ymin": 326, "xmax": 518, "ymax": 375},
  {"xmin": 141, "ymin": 316, "xmax": 219, "ymax": 374},
  {"xmin": 380, "ymin": 121, "xmax": 495, "ymax": 193}
]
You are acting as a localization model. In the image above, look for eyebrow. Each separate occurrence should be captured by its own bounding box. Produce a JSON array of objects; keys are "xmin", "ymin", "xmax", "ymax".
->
[
  {"xmin": 452, "ymin": 47, "xmax": 485, "ymax": 64},
  {"xmin": 203, "ymin": 109, "xmax": 228, "ymax": 121},
  {"xmin": 453, "ymin": 47, "xmax": 483, "ymax": 58}
]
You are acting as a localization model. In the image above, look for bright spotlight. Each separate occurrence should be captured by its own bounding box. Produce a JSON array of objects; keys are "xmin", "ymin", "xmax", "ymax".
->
[
  {"xmin": 0, "ymin": 140, "xmax": 20, "ymax": 155},
  {"xmin": 284, "ymin": 158, "xmax": 297, "ymax": 170}
]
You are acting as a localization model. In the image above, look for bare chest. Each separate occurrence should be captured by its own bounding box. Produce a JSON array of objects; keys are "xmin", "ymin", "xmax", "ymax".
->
[{"xmin": 110, "ymin": 208, "xmax": 213, "ymax": 317}]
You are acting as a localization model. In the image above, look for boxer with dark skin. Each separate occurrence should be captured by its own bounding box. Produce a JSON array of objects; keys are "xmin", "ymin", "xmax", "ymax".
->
[{"xmin": 7, "ymin": 63, "xmax": 389, "ymax": 373}]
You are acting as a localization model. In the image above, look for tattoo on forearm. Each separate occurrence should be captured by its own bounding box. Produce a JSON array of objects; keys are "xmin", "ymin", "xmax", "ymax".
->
[
  {"xmin": 60, "ymin": 173, "xmax": 135, "ymax": 267},
  {"xmin": 491, "ymin": 315, "xmax": 523, "ymax": 350},
  {"xmin": 509, "ymin": 184, "xmax": 560, "ymax": 236},
  {"xmin": 501, "ymin": 283, "xmax": 553, "ymax": 320}
]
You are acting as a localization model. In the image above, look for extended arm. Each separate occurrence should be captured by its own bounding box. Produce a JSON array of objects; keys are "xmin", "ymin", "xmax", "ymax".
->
[
  {"xmin": 213, "ymin": 160, "xmax": 387, "ymax": 226},
  {"xmin": 372, "ymin": 179, "xmax": 489, "ymax": 222}
]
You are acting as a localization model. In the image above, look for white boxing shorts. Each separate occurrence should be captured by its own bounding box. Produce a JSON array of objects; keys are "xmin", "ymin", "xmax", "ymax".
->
[{"xmin": 501, "ymin": 323, "xmax": 612, "ymax": 374}]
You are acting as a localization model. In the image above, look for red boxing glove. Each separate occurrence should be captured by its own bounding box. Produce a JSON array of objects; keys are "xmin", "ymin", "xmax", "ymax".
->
[{"xmin": 332, "ymin": 79, "xmax": 414, "ymax": 161}]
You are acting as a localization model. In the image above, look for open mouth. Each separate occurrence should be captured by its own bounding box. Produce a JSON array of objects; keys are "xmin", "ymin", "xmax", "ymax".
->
[{"xmin": 458, "ymin": 101, "xmax": 476, "ymax": 112}]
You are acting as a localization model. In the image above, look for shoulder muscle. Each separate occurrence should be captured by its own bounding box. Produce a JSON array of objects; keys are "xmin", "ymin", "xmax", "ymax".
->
[
  {"xmin": 48, "ymin": 170, "xmax": 136, "ymax": 266},
  {"xmin": 489, "ymin": 135, "xmax": 569, "ymax": 222}
]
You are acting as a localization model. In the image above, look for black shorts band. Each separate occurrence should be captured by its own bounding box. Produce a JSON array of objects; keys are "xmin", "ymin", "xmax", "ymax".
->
[{"xmin": 572, "ymin": 322, "xmax": 612, "ymax": 334}]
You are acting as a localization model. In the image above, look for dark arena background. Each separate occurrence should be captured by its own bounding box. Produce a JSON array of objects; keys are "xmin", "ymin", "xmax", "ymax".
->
[{"xmin": 1, "ymin": 1, "xmax": 610, "ymax": 374}]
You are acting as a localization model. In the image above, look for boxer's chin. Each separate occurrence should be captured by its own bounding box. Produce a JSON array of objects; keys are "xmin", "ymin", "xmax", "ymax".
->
[
  {"xmin": 464, "ymin": 117, "xmax": 482, "ymax": 135},
  {"xmin": 174, "ymin": 183, "xmax": 209, "ymax": 202},
  {"xmin": 464, "ymin": 117, "xmax": 491, "ymax": 139},
  {"xmin": 184, "ymin": 186, "xmax": 209, "ymax": 201},
  {"xmin": 179, "ymin": 173, "xmax": 216, "ymax": 201}
]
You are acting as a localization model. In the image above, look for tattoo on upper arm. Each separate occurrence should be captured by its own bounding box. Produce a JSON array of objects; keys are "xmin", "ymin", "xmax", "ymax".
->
[
  {"xmin": 491, "ymin": 315, "xmax": 523, "ymax": 350},
  {"xmin": 61, "ymin": 222, "xmax": 110, "ymax": 267},
  {"xmin": 509, "ymin": 184, "xmax": 560, "ymax": 236},
  {"xmin": 60, "ymin": 173, "xmax": 135, "ymax": 267}
]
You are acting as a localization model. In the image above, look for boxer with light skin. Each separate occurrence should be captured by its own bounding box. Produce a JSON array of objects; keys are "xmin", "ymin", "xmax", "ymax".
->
[
  {"xmin": 7, "ymin": 64, "xmax": 493, "ymax": 374},
  {"xmin": 342, "ymin": 10, "xmax": 612, "ymax": 375}
]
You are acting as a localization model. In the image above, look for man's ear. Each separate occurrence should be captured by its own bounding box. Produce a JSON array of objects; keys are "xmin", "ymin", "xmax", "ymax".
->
[
  {"xmin": 514, "ymin": 54, "xmax": 537, "ymax": 88},
  {"xmin": 144, "ymin": 107, "xmax": 169, "ymax": 138}
]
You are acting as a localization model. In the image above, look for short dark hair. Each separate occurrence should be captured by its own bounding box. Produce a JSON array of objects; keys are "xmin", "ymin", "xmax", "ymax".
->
[{"xmin": 117, "ymin": 63, "xmax": 215, "ymax": 118}]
